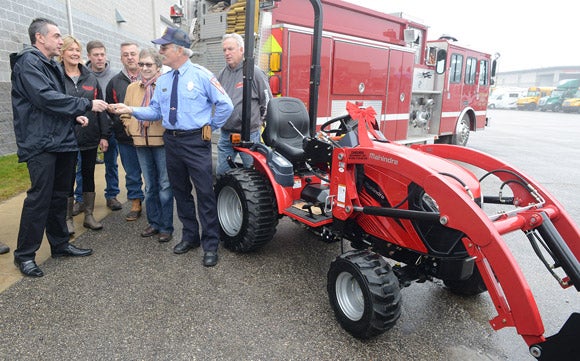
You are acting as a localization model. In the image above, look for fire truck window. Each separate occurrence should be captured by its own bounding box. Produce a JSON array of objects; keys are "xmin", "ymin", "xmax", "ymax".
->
[
  {"xmin": 450, "ymin": 54, "xmax": 463, "ymax": 83},
  {"xmin": 465, "ymin": 57, "xmax": 477, "ymax": 84},
  {"xmin": 479, "ymin": 60, "xmax": 489, "ymax": 86}
]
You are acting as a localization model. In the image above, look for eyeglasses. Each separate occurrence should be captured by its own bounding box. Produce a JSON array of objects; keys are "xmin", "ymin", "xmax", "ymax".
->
[{"xmin": 138, "ymin": 62, "xmax": 156, "ymax": 68}]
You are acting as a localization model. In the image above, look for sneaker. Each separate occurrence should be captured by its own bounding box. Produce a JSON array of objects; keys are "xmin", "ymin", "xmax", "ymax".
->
[{"xmin": 106, "ymin": 197, "xmax": 123, "ymax": 211}]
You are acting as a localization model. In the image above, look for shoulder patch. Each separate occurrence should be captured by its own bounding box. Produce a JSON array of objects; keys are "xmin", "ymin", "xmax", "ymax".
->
[{"xmin": 210, "ymin": 76, "xmax": 226, "ymax": 95}]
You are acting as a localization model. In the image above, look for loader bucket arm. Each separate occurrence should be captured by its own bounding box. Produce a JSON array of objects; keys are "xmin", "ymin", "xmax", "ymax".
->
[{"xmin": 412, "ymin": 143, "xmax": 580, "ymax": 357}]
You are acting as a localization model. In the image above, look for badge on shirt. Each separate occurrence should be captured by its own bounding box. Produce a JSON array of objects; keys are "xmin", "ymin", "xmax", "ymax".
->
[
  {"xmin": 187, "ymin": 81, "xmax": 194, "ymax": 91},
  {"xmin": 235, "ymin": 81, "xmax": 243, "ymax": 89}
]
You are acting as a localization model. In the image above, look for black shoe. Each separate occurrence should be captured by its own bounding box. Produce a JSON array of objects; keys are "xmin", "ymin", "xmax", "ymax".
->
[
  {"xmin": 203, "ymin": 252, "xmax": 218, "ymax": 267},
  {"xmin": 51, "ymin": 243, "xmax": 93, "ymax": 258},
  {"xmin": 14, "ymin": 259, "xmax": 44, "ymax": 277},
  {"xmin": 158, "ymin": 233, "xmax": 173, "ymax": 243},
  {"xmin": 0, "ymin": 241, "xmax": 9, "ymax": 255},
  {"xmin": 140, "ymin": 226, "xmax": 159, "ymax": 238},
  {"xmin": 173, "ymin": 240, "xmax": 199, "ymax": 254}
]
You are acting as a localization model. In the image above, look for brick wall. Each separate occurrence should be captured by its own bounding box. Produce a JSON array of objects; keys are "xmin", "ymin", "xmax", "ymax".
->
[{"xmin": 0, "ymin": 0, "xmax": 178, "ymax": 156}]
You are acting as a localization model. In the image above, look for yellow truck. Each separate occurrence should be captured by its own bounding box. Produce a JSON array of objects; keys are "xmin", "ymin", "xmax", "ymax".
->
[
  {"xmin": 516, "ymin": 86, "xmax": 554, "ymax": 110},
  {"xmin": 562, "ymin": 89, "xmax": 580, "ymax": 113}
]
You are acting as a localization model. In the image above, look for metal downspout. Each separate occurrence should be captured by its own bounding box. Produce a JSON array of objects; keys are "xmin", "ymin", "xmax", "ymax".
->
[{"xmin": 65, "ymin": 0, "xmax": 74, "ymax": 35}]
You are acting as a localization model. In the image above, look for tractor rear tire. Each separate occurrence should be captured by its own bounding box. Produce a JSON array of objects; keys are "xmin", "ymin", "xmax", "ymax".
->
[
  {"xmin": 443, "ymin": 266, "xmax": 487, "ymax": 296},
  {"xmin": 215, "ymin": 168, "xmax": 278, "ymax": 252},
  {"xmin": 327, "ymin": 250, "xmax": 402, "ymax": 339}
]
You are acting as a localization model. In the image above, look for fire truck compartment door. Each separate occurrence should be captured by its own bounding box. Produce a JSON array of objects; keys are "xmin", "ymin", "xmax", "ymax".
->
[{"xmin": 331, "ymin": 41, "xmax": 388, "ymax": 96}]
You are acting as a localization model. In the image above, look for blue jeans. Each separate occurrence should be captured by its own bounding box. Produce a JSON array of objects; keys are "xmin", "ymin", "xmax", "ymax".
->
[
  {"xmin": 74, "ymin": 151, "xmax": 83, "ymax": 202},
  {"xmin": 118, "ymin": 142, "xmax": 144, "ymax": 201},
  {"xmin": 216, "ymin": 129, "xmax": 261, "ymax": 176},
  {"xmin": 136, "ymin": 146, "xmax": 174, "ymax": 234},
  {"xmin": 104, "ymin": 134, "xmax": 120, "ymax": 200}
]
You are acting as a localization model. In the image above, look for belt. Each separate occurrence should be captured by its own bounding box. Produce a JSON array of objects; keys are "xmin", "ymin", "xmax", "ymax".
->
[{"xmin": 164, "ymin": 128, "xmax": 202, "ymax": 136}]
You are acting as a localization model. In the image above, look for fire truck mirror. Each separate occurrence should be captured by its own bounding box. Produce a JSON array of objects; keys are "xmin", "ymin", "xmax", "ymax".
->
[
  {"xmin": 435, "ymin": 49, "xmax": 447, "ymax": 75},
  {"xmin": 426, "ymin": 47, "xmax": 437, "ymax": 66}
]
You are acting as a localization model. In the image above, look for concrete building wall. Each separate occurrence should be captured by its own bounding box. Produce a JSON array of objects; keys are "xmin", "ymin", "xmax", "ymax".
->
[
  {"xmin": 0, "ymin": 0, "xmax": 178, "ymax": 156},
  {"xmin": 496, "ymin": 66, "xmax": 580, "ymax": 88}
]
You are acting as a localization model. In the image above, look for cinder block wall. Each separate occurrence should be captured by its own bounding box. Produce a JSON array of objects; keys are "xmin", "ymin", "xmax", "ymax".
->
[{"xmin": 0, "ymin": 0, "xmax": 177, "ymax": 156}]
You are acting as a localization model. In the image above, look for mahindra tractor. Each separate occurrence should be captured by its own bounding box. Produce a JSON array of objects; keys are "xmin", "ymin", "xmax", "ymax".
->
[{"xmin": 213, "ymin": 1, "xmax": 580, "ymax": 359}]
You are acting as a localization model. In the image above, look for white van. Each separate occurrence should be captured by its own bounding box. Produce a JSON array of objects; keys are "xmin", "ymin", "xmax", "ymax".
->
[{"xmin": 488, "ymin": 90, "xmax": 526, "ymax": 109}]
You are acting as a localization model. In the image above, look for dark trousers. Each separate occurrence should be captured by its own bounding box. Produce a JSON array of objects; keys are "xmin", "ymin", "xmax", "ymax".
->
[
  {"xmin": 14, "ymin": 151, "xmax": 77, "ymax": 261},
  {"xmin": 70, "ymin": 147, "xmax": 98, "ymax": 196},
  {"xmin": 164, "ymin": 132, "xmax": 219, "ymax": 252}
]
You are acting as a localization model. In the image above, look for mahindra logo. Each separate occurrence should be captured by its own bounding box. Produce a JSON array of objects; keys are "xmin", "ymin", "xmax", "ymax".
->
[{"xmin": 369, "ymin": 153, "xmax": 399, "ymax": 165}]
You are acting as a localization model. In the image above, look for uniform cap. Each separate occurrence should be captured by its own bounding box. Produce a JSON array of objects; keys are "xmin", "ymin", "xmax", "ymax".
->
[{"xmin": 152, "ymin": 27, "xmax": 191, "ymax": 48}]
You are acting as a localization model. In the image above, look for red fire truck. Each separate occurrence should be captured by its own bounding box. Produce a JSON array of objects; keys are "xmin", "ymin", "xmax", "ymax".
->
[{"xmin": 189, "ymin": 0, "xmax": 498, "ymax": 146}]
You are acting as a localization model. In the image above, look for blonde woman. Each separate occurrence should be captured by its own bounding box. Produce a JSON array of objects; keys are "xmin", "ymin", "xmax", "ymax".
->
[
  {"xmin": 60, "ymin": 35, "xmax": 111, "ymax": 233},
  {"xmin": 121, "ymin": 48, "xmax": 174, "ymax": 242}
]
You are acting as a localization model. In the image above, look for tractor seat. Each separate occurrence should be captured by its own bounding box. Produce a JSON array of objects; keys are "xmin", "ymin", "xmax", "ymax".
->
[{"xmin": 263, "ymin": 97, "xmax": 310, "ymax": 163}]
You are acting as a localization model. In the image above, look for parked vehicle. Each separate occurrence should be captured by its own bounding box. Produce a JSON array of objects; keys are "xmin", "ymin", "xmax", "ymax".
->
[
  {"xmin": 561, "ymin": 89, "xmax": 580, "ymax": 113},
  {"xmin": 188, "ymin": 0, "xmax": 496, "ymax": 146},
  {"xmin": 487, "ymin": 88, "xmax": 526, "ymax": 109},
  {"xmin": 538, "ymin": 79, "xmax": 580, "ymax": 112},
  {"xmin": 517, "ymin": 86, "xmax": 554, "ymax": 110}
]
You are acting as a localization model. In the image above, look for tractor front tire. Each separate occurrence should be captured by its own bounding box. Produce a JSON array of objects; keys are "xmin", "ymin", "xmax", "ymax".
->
[
  {"xmin": 327, "ymin": 250, "xmax": 402, "ymax": 339},
  {"xmin": 215, "ymin": 168, "xmax": 278, "ymax": 252}
]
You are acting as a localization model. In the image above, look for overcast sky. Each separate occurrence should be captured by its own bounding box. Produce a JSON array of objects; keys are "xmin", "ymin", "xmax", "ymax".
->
[{"xmin": 341, "ymin": 0, "xmax": 576, "ymax": 72}]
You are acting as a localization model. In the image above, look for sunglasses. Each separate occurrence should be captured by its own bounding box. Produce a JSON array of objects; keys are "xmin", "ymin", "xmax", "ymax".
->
[{"xmin": 138, "ymin": 62, "xmax": 156, "ymax": 68}]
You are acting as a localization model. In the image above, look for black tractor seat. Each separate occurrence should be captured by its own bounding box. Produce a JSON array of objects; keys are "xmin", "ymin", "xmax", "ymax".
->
[{"xmin": 262, "ymin": 97, "xmax": 310, "ymax": 163}]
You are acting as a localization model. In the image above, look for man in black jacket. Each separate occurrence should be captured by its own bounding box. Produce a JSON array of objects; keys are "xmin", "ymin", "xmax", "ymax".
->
[{"xmin": 10, "ymin": 18, "xmax": 108, "ymax": 277}]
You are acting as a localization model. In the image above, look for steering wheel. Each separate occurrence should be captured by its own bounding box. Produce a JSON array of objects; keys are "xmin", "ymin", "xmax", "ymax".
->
[{"xmin": 320, "ymin": 114, "xmax": 356, "ymax": 137}]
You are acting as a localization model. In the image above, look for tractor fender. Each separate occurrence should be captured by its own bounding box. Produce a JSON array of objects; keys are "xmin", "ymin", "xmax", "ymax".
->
[{"xmin": 236, "ymin": 146, "xmax": 295, "ymax": 213}]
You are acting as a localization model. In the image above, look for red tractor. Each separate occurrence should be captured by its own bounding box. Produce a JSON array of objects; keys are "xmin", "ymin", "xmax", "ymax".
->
[{"xmin": 214, "ymin": 1, "xmax": 580, "ymax": 359}]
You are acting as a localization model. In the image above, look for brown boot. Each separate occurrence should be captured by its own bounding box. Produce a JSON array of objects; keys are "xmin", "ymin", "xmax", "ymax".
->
[
  {"xmin": 72, "ymin": 200, "xmax": 85, "ymax": 216},
  {"xmin": 83, "ymin": 192, "xmax": 103, "ymax": 230},
  {"xmin": 126, "ymin": 199, "xmax": 142, "ymax": 221},
  {"xmin": 66, "ymin": 197, "xmax": 75, "ymax": 236}
]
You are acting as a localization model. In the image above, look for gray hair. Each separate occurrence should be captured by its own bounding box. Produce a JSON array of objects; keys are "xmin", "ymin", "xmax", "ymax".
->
[
  {"xmin": 182, "ymin": 47, "xmax": 193, "ymax": 58},
  {"xmin": 120, "ymin": 41, "xmax": 139, "ymax": 49},
  {"xmin": 222, "ymin": 33, "xmax": 244, "ymax": 49},
  {"xmin": 139, "ymin": 48, "xmax": 163, "ymax": 68},
  {"xmin": 29, "ymin": 18, "xmax": 58, "ymax": 45}
]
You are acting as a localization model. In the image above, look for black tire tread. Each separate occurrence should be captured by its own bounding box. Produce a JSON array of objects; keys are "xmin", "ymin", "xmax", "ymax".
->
[
  {"xmin": 215, "ymin": 168, "xmax": 278, "ymax": 252},
  {"xmin": 327, "ymin": 250, "xmax": 402, "ymax": 339}
]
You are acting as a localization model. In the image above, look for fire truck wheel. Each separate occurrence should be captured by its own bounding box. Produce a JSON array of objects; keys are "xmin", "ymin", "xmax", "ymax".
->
[
  {"xmin": 443, "ymin": 266, "xmax": 487, "ymax": 296},
  {"xmin": 451, "ymin": 114, "xmax": 470, "ymax": 146},
  {"xmin": 327, "ymin": 250, "xmax": 402, "ymax": 339},
  {"xmin": 215, "ymin": 168, "xmax": 278, "ymax": 253}
]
